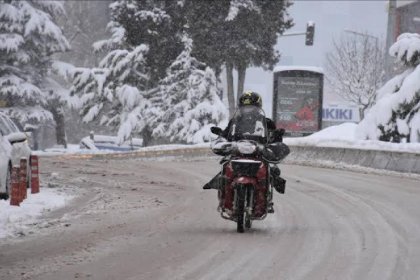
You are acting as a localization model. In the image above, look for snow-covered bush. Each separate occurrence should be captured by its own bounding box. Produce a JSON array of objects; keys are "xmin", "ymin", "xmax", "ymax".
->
[
  {"xmin": 0, "ymin": 0, "xmax": 69, "ymax": 123},
  {"xmin": 153, "ymin": 35, "xmax": 227, "ymax": 143},
  {"xmin": 357, "ymin": 33, "xmax": 420, "ymax": 143}
]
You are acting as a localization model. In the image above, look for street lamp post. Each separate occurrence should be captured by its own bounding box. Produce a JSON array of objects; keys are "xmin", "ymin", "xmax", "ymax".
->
[
  {"xmin": 385, "ymin": 0, "xmax": 397, "ymax": 80},
  {"xmin": 343, "ymin": 29, "xmax": 379, "ymax": 45}
]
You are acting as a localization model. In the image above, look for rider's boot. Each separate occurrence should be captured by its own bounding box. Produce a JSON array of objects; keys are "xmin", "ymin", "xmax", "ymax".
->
[
  {"xmin": 271, "ymin": 165, "xmax": 286, "ymax": 194},
  {"xmin": 203, "ymin": 182, "xmax": 212, "ymax": 189}
]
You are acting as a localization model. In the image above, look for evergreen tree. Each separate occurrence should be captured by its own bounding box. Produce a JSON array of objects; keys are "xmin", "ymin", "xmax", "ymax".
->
[
  {"xmin": 224, "ymin": 0, "xmax": 293, "ymax": 113},
  {"xmin": 72, "ymin": 1, "xmax": 229, "ymax": 145},
  {"xmin": 100, "ymin": 0, "xmax": 185, "ymax": 86},
  {"xmin": 71, "ymin": 0, "xmax": 180, "ymax": 145},
  {"xmin": 184, "ymin": 0, "xmax": 230, "ymax": 75},
  {"xmin": 153, "ymin": 35, "xmax": 227, "ymax": 143},
  {"xmin": 185, "ymin": 0, "xmax": 293, "ymax": 116},
  {"xmin": 59, "ymin": 0, "xmax": 112, "ymax": 67},
  {"xmin": 357, "ymin": 33, "xmax": 420, "ymax": 143},
  {"xmin": 70, "ymin": 44, "xmax": 152, "ymax": 145},
  {"xmin": 0, "ymin": 0, "xmax": 70, "ymax": 123}
]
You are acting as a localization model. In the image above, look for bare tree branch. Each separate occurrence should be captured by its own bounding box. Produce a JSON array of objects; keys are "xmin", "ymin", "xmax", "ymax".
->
[{"xmin": 325, "ymin": 32, "xmax": 385, "ymax": 120}]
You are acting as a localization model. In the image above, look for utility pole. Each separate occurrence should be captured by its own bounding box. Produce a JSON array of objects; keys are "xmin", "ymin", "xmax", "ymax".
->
[{"xmin": 385, "ymin": 0, "xmax": 397, "ymax": 80}]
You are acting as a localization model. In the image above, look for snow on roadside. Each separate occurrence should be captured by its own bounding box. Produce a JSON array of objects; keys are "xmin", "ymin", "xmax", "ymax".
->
[
  {"xmin": 34, "ymin": 143, "xmax": 212, "ymax": 156},
  {"xmin": 0, "ymin": 189, "xmax": 73, "ymax": 239},
  {"xmin": 284, "ymin": 123, "xmax": 420, "ymax": 154},
  {"xmin": 33, "ymin": 123, "xmax": 420, "ymax": 157}
]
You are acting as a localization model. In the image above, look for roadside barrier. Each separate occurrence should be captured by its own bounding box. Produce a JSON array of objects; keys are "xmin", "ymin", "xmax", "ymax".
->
[
  {"xmin": 9, "ymin": 167, "xmax": 20, "ymax": 206},
  {"xmin": 285, "ymin": 146, "xmax": 420, "ymax": 174},
  {"xmin": 30, "ymin": 155, "xmax": 40, "ymax": 194},
  {"xmin": 8, "ymin": 156, "xmax": 40, "ymax": 206},
  {"xmin": 40, "ymin": 144, "xmax": 420, "ymax": 175},
  {"xmin": 19, "ymin": 158, "xmax": 27, "ymax": 202}
]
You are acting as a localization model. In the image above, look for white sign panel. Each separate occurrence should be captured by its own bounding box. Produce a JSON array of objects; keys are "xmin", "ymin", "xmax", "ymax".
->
[{"xmin": 322, "ymin": 105, "xmax": 359, "ymax": 122}]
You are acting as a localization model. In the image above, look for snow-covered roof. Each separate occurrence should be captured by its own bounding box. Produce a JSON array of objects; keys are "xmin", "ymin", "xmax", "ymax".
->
[{"xmin": 273, "ymin": 65, "xmax": 324, "ymax": 74}]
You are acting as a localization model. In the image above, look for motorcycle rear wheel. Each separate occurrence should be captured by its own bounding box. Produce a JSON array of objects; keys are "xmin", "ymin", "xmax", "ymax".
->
[{"xmin": 236, "ymin": 185, "xmax": 245, "ymax": 233}]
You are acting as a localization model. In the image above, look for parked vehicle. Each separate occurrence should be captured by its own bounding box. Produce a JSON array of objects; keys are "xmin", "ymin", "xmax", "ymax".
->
[
  {"xmin": 80, "ymin": 134, "xmax": 143, "ymax": 151},
  {"xmin": 0, "ymin": 112, "xmax": 32, "ymax": 199},
  {"xmin": 0, "ymin": 132, "xmax": 12, "ymax": 199}
]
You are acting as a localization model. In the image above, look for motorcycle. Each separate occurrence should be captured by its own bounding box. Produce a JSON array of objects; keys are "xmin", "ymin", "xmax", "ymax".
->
[{"xmin": 210, "ymin": 106, "xmax": 289, "ymax": 233}]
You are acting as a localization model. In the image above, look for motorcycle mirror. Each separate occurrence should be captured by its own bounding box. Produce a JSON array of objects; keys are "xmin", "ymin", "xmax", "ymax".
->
[
  {"xmin": 210, "ymin": 126, "xmax": 223, "ymax": 136},
  {"xmin": 277, "ymin": 128, "xmax": 285, "ymax": 136}
]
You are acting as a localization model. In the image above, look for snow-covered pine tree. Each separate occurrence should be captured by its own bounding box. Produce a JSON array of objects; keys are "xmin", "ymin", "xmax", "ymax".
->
[
  {"xmin": 71, "ymin": 0, "xmax": 182, "ymax": 146},
  {"xmin": 153, "ymin": 35, "xmax": 227, "ymax": 143},
  {"xmin": 70, "ymin": 1, "xmax": 181, "ymax": 146},
  {"xmin": 357, "ymin": 33, "xmax": 420, "ymax": 143},
  {"xmin": 71, "ymin": 0, "xmax": 227, "ymax": 146},
  {"xmin": 102, "ymin": 0, "xmax": 185, "ymax": 86},
  {"xmin": 186, "ymin": 0, "xmax": 293, "ymax": 116},
  {"xmin": 70, "ymin": 44, "xmax": 153, "ymax": 145},
  {"xmin": 0, "ymin": 0, "xmax": 69, "ymax": 123}
]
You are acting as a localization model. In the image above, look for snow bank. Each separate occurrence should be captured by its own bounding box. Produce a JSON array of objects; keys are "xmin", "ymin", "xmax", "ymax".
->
[
  {"xmin": 0, "ymin": 189, "xmax": 73, "ymax": 239},
  {"xmin": 34, "ymin": 143, "xmax": 212, "ymax": 156},
  {"xmin": 286, "ymin": 123, "xmax": 420, "ymax": 154}
]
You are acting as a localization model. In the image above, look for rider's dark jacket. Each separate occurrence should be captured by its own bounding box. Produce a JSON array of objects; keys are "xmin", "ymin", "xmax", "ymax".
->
[{"xmin": 221, "ymin": 118, "xmax": 283, "ymax": 143}]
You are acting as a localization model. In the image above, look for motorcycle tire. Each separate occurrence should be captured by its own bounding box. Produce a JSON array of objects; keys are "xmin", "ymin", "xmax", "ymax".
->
[{"xmin": 236, "ymin": 185, "xmax": 246, "ymax": 233}]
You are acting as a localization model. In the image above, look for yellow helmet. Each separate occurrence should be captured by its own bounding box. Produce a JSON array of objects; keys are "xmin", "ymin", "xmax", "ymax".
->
[{"xmin": 238, "ymin": 91, "xmax": 262, "ymax": 108}]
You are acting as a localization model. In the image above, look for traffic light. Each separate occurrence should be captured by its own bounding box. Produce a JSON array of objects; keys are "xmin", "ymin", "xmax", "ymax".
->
[{"xmin": 305, "ymin": 22, "xmax": 315, "ymax": 46}]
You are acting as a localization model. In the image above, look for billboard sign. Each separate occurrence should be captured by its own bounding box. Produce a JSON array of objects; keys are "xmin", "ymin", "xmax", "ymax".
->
[{"xmin": 273, "ymin": 67, "xmax": 323, "ymax": 136}]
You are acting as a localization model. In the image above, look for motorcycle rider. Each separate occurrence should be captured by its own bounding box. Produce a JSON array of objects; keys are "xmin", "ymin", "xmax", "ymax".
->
[{"xmin": 203, "ymin": 91, "xmax": 289, "ymax": 213}]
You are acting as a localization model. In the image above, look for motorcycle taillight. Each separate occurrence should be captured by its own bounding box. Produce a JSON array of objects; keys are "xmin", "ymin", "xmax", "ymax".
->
[{"xmin": 224, "ymin": 162, "xmax": 234, "ymax": 180}]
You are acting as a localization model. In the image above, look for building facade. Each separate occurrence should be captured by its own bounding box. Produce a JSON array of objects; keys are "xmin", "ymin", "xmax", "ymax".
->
[{"xmin": 385, "ymin": 0, "xmax": 420, "ymax": 78}]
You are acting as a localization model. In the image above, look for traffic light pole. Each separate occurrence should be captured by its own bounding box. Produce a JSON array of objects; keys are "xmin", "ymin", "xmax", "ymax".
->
[
  {"xmin": 279, "ymin": 21, "xmax": 315, "ymax": 46},
  {"xmin": 281, "ymin": 32, "xmax": 306, "ymax": 37}
]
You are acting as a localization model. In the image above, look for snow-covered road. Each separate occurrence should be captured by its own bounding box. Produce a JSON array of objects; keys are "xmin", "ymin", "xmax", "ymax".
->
[{"xmin": 1, "ymin": 156, "xmax": 420, "ymax": 280}]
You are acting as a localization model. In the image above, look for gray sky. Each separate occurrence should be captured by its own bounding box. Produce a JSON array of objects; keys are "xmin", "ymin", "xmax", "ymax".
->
[{"xmin": 242, "ymin": 0, "xmax": 388, "ymax": 117}]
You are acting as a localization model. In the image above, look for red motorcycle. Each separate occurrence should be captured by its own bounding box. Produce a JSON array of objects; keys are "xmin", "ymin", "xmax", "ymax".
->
[{"xmin": 211, "ymin": 106, "xmax": 288, "ymax": 233}]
